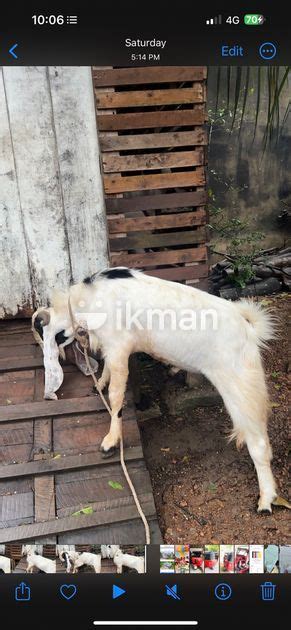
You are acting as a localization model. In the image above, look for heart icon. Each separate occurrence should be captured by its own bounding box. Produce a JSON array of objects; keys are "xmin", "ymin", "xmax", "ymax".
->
[{"xmin": 60, "ymin": 584, "xmax": 77, "ymax": 600}]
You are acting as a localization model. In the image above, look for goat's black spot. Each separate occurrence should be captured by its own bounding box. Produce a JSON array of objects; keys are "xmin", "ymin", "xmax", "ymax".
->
[
  {"xmin": 101, "ymin": 268, "xmax": 133, "ymax": 280},
  {"xmin": 83, "ymin": 272, "xmax": 100, "ymax": 284},
  {"xmin": 117, "ymin": 409, "xmax": 123, "ymax": 418},
  {"xmin": 34, "ymin": 315, "xmax": 44, "ymax": 340},
  {"xmin": 55, "ymin": 330, "xmax": 68, "ymax": 346}
]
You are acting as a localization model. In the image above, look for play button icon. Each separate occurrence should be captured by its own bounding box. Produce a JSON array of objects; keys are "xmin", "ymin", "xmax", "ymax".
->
[{"xmin": 112, "ymin": 584, "xmax": 126, "ymax": 600}]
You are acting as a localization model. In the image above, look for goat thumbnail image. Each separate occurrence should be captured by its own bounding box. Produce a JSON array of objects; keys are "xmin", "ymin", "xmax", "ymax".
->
[
  {"xmin": 190, "ymin": 547, "xmax": 204, "ymax": 573},
  {"xmin": 0, "ymin": 543, "xmax": 146, "ymax": 574},
  {"xmin": 234, "ymin": 545, "xmax": 250, "ymax": 574},
  {"xmin": 264, "ymin": 544, "xmax": 279, "ymax": 573},
  {"xmin": 204, "ymin": 545, "xmax": 219, "ymax": 573},
  {"xmin": 175, "ymin": 545, "xmax": 190, "ymax": 574},
  {"xmin": 160, "ymin": 545, "xmax": 175, "ymax": 573},
  {"xmin": 219, "ymin": 545, "xmax": 234, "ymax": 574},
  {"xmin": 249, "ymin": 545, "xmax": 264, "ymax": 574},
  {"xmin": 279, "ymin": 546, "xmax": 291, "ymax": 574}
]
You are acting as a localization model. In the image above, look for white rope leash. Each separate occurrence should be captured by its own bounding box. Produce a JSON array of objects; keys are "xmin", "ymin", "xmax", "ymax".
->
[{"xmin": 68, "ymin": 299, "xmax": 151, "ymax": 544}]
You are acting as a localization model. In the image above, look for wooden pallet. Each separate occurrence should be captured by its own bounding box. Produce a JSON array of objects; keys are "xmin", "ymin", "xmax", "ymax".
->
[
  {"xmin": 0, "ymin": 321, "xmax": 162, "ymax": 544},
  {"xmin": 93, "ymin": 66, "xmax": 208, "ymax": 287}
]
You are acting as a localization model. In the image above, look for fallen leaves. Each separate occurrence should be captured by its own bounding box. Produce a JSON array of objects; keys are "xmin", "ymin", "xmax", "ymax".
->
[
  {"xmin": 71, "ymin": 506, "xmax": 93, "ymax": 516},
  {"xmin": 108, "ymin": 480, "xmax": 124, "ymax": 490}
]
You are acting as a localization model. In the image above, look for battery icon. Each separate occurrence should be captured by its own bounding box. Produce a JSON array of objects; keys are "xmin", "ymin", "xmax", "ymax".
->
[{"xmin": 244, "ymin": 14, "xmax": 266, "ymax": 26}]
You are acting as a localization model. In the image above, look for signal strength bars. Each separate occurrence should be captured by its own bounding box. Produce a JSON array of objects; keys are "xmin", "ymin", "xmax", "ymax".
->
[
  {"xmin": 66, "ymin": 15, "xmax": 78, "ymax": 25},
  {"xmin": 206, "ymin": 15, "xmax": 222, "ymax": 25}
]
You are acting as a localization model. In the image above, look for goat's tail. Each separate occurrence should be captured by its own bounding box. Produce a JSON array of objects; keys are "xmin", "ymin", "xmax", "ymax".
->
[{"xmin": 236, "ymin": 299, "xmax": 277, "ymax": 348}]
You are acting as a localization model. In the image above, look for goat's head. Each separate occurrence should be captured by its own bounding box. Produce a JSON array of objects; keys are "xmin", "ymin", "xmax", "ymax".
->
[
  {"xmin": 106, "ymin": 545, "xmax": 121, "ymax": 559},
  {"xmin": 32, "ymin": 305, "xmax": 75, "ymax": 353},
  {"xmin": 32, "ymin": 297, "xmax": 75, "ymax": 400}
]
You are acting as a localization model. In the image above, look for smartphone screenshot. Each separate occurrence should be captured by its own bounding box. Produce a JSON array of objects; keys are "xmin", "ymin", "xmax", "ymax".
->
[{"xmin": 0, "ymin": 2, "xmax": 290, "ymax": 628}]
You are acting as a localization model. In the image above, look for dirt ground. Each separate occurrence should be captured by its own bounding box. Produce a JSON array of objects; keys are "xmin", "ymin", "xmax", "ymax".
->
[{"xmin": 138, "ymin": 293, "xmax": 290, "ymax": 544}]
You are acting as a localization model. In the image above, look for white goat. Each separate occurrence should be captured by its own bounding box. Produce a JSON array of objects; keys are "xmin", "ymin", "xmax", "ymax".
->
[
  {"xmin": 72, "ymin": 552, "xmax": 101, "ymax": 573},
  {"xmin": 101, "ymin": 545, "xmax": 121, "ymax": 559},
  {"xmin": 32, "ymin": 267, "xmax": 278, "ymax": 513},
  {"xmin": 0, "ymin": 555, "xmax": 14, "ymax": 573},
  {"xmin": 24, "ymin": 548, "xmax": 56, "ymax": 574},
  {"xmin": 56, "ymin": 545, "xmax": 74, "ymax": 573},
  {"xmin": 67, "ymin": 550, "xmax": 81, "ymax": 564},
  {"xmin": 112, "ymin": 549, "xmax": 145, "ymax": 574}
]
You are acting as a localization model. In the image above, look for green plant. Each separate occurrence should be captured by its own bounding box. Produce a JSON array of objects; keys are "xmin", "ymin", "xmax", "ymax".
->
[
  {"xmin": 208, "ymin": 66, "xmax": 290, "ymax": 146},
  {"xmin": 208, "ymin": 189, "xmax": 265, "ymax": 288}
]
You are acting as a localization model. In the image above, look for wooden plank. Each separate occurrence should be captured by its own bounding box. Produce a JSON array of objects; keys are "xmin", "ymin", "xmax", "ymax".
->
[
  {"xmin": 100, "ymin": 129, "xmax": 207, "ymax": 152},
  {"xmin": 105, "ymin": 168, "xmax": 205, "ymax": 194},
  {"xmin": 0, "ymin": 320, "xmax": 31, "ymax": 335},
  {"xmin": 0, "ymin": 345, "xmax": 37, "ymax": 360},
  {"xmin": 48, "ymin": 67, "xmax": 109, "ymax": 281},
  {"xmin": 33, "ymin": 420, "xmax": 52, "ymax": 455},
  {"xmin": 0, "ymin": 478, "xmax": 32, "ymax": 496},
  {"xmin": 97, "ymin": 109, "xmax": 205, "ymax": 131},
  {"xmin": 93, "ymin": 66, "xmax": 207, "ymax": 86},
  {"xmin": 0, "ymin": 380, "xmax": 35, "ymax": 405},
  {"xmin": 58, "ymin": 516, "xmax": 162, "ymax": 544},
  {"xmin": 53, "ymin": 417, "xmax": 140, "ymax": 454},
  {"xmin": 96, "ymin": 86, "xmax": 204, "ymax": 108},
  {"xmin": 111, "ymin": 246, "xmax": 207, "ymax": 268},
  {"xmin": 0, "ymin": 496, "xmax": 156, "ymax": 541},
  {"xmin": 33, "ymin": 364, "xmax": 56, "ymax": 542},
  {"xmin": 0, "ymin": 397, "xmax": 106, "ymax": 423},
  {"xmin": 0, "ymin": 447, "xmax": 143, "ymax": 480},
  {"xmin": 145, "ymin": 264, "xmax": 208, "ymax": 281},
  {"xmin": 106, "ymin": 190, "xmax": 207, "ymax": 213},
  {"xmin": 34, "ymin": 473, "xmax": 55, "ymax": 522},
  {"xmin": 0, "ymin": 333, "xmax": 36, "ymax": 347},
  {"xmin": 0, "ymin": 444, "xmax": 34, "ymax": 465},
  {"xmin": 108, "ymin": 209, "xmax": 206, "ymax": 234},
  {"xmin": 2, "ymin": 67, "xmax": 72, "ymax": 308},
  {"xmin": 110, "ymin": 227, "xmax": 206, "ymax": 251},
  {"xmin": 56, "ymin": 469, "xmax": 152, "ymax": 511},
  {"xmin": 0, "ymin": 357, "xmax": 44, "ymax": 373},
  {"xmin": 0, "ymin": 422, "xmax": 33, "ymax": 445},
  {"xmin": 0, "ymin": 69, "xmax": 32, "ymax": 318},
  {"xmin": 0, "ymin": 492, "xmax": 34, "ymax": 524},
  {"xmin": 0, "ymin": 370, "xmax": 35, "ymax": 383},
  {"xmin": 55, "ymin": 457, "xmax": 145, "ymax": 485},
  {"xmin": 103, "ymin": 149, "xmax": 204, "ymax": 173}
]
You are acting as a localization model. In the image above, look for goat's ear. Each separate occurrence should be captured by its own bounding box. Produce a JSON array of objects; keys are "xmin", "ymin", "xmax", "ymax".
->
[{"xmin": 36, "ymin": 309, "xmax": 51, "ymax": 326}]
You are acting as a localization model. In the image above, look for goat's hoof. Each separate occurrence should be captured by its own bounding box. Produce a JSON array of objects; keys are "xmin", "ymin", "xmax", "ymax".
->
[
  {"xmin": 257, "ymin": 507, "xmax": 272, "ymax": 515},
  {"xmin": 100, "ymin": 445, "xmax": 117, "ymax": 458},
  {"xmin": 257, "ymin": 500, "xmax": 272, "ymax": 515}
]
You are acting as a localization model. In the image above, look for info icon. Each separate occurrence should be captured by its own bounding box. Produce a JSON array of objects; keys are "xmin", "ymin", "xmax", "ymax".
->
[{"xmin": 214, "ymin": 583, "xmax": 232, "ymax": 601}]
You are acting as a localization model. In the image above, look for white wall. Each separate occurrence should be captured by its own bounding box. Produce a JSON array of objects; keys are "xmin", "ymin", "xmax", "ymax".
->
[{"xmin": 0, "ymin": 66, "xmax": 109, "ymax": 318}]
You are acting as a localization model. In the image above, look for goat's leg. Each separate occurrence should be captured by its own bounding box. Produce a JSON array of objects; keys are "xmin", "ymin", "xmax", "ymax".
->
[
  {"xmin": 97, "ymin": 362, "xmax": 110, "ymax": 392},
  {"xmin": 245, "ymin": 431, "xmax": 277, "ymax": 513},
  {"xmin": 206, "ymin": 366, "xmax": 277, "ymax": 513},
  {"xmin": 100, "ymin": 357, "xmax": 129, "ymax": 455}
]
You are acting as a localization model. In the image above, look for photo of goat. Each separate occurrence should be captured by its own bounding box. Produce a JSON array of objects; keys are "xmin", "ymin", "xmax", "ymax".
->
[
  {"xmin": 0, "ymin": 544, "xmax": 146, "ymax": 574},
  {"xmin": 32, "ymin": 269, "xmax": 278, "ymax": 513},
  {"xmin": 0, "ymin": 65, "xmax": 290, "ymax": 547}
]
